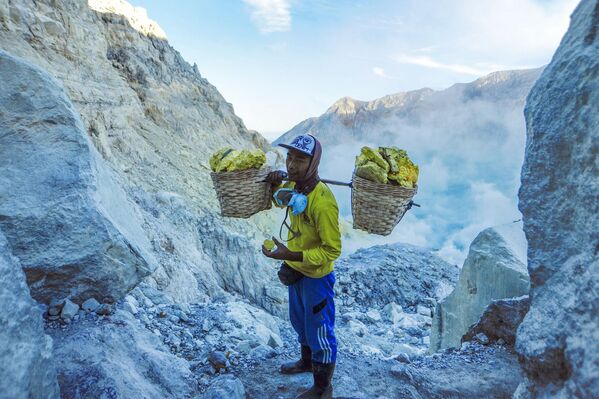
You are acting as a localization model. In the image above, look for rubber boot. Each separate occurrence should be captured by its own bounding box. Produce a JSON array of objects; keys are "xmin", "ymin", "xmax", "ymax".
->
[
  {"xmin": 280, "ymin": 345, "xmax": 312, "ymax": 374},
  {"xmin": 295, "ymin": 362, "xmax": 335, "ymax": 399}
]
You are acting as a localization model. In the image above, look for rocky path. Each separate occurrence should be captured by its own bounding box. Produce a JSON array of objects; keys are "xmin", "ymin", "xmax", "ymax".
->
[{"xmin": 232, "ymin": 335, "xmax": 523, "ymax": 399}]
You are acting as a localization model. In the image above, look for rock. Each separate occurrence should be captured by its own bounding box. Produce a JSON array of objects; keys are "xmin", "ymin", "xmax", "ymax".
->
[
  {"xmin": 516, "ymin": 1, "xmax": 599, "ymax": 397},
  {"xmin": 347, "ymin": 320, "xmax": 368, "ymax": 337},
  {"xmin": 263, "ymin": 285, "xmax": 286, "ymax": 304},
  {"xmin": 395, "ymin": 353, "xmax": 411, "ymax": 364},
  {"xmin": 430, "ymin": 223, "xmax": 530, "ymax": 351},
  {"xmin": 473, "ymin": 333, "xmax": 489, "ymax": 345},
  {"xmin": 248, "ymin": 344, "xmax": 276, "ymax": 360},
  {"xmin": 48, "ymin": 298, "xmax": 65, "ymax": 317},
  {"xmin": 334, "ymin": 244, "xmax": 459, "ymax": 310},
  {"xmin": 395, "ymin": 344, "xmax": 424, "ymax": 360},
  {"xmin": 365, "ymin": 309, "xmax": 382, "ymax": 323},
  {"xmin": 47, "ymin": 306, "xmax": 61, "ymax": 317},
  {"xmin": 234, "ymin": 340, "xmax": 254, "ymax": 355},
  {"xmin": 0, "ymin": 50, "xmax": 155, "ymax": 304},
  {"xmin": 267, "ymin": 333, "xmax": 283, "ymax": 349},
  {"xmin": 82, "ymin": 298, "xmax": 101, "ymax": 313},
  {"xmin": 60, "ymin": 299, "xmax": 80, "ymax": 320},
  {"xmin": 382, "ymin": 302, "xmax": 403, "ymax": 324},
  {"xmin": 462, "ymin": 296, "xmax": 530, "ymax": 346},
  {"xmin": 416, "ymin": 305, "xmax": 431, "ymax": 317},
  {"xmin": 208, "ymin": 351, "xmax": 228, "ymax": 373},
  {"xmin": 122, "ymin": 296, "xmax": 139, "ymax": 315},
  {"xmin": 0, "ymin": 231, "xmax": 60, "ymax": 398},
  {"xmin": 50, "ymin": 310, "xmax": 192, "ymax": 398},
  {"xmin": 202, "ymin": 319, "xmax": 213, "ymax": 332},
  {"xmin": 202, "ymin": 375, "xmax": 245, "ymax": 399},
  {"xmin": 95, "ymin": 304, "xmax": 113, "ymax": 316},
  {"xmin": 396, "ymin": 313, "xmax": 419, "ymax": 330},
  {"xmin": 391, "ymin": 345, "xmax": 524, "ymax": 398}
]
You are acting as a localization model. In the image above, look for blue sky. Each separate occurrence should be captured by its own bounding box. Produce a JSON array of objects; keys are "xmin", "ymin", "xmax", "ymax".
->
[{"xmin": 131, "ymin": 0, "xmax": 577, "ymax": 139}]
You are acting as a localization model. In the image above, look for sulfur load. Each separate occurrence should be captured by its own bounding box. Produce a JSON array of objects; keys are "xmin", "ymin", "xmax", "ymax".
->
[
  {"xmin": 210, "ymin": 147, "xmax": 267, "ymax": 172},
  {"xmin": 355, "ymin": 146, "xmax": 419, "ymax": 188}
]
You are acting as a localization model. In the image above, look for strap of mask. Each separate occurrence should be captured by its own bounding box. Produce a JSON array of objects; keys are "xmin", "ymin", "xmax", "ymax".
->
[{"xmin": 279, "ymin": 207, "xmax": 301, "ymax": 242}]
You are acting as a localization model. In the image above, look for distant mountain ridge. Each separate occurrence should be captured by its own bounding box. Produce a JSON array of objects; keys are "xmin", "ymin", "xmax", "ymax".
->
[
  {"xmin": 274, "ymin": 68, "xmax": 543, "ymax": 265},
  {"xmin": 275, "ymin": 68, "xmax": 542, "ymax": 147}
]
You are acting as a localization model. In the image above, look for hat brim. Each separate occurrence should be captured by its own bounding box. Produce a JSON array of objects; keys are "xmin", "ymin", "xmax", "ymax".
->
[{"xmin": 278, "ymin": 143, "xmax": 313, "ymax": 156}]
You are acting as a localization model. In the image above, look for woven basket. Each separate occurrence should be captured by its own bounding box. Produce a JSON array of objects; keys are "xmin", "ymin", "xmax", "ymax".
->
[
  {"xmin": 211, "ymin": 166, "xmax": 272, "ymax": 218},
  {"xmin": 351, "ymin": 172, "xmax": 417, "ymax": 236}
]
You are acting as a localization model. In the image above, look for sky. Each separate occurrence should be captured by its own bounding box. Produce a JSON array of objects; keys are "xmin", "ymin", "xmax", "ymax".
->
[{"xmin": 130, "ymin": 0, "xmax": 578, "ymax": 140}]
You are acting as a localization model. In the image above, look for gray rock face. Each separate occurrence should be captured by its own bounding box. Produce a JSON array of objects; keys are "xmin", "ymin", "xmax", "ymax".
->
[
  {"xmin": 0, "ymin": 50, "xmax": 155, "ymax": 304},
  {"xmin": 0, "ymin": 231, "xmax": 59, "ymax": 399},
  {"xmin": 516, "ymin": 0, "xmax": 599, "ymax": 396},
  {"xmin": 462, "ymin": 295, "xmax": 530, "ymax": 346},
  {"xmin": 0, "ymin": 0, "xmax": 283, "ymax": 316},
  {"xmin": 201, "ymin": 375, "xmax": 245, "ymax": 399},
  {"xmin": 430, "ymin": 223, "xmax": 530, "ymax": 352},
  {"xmin": 49, "ymin": 310, "xmax": 194, "ymax": 399}
]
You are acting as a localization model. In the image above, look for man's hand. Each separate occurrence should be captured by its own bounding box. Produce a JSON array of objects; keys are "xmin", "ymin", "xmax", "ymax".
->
[
  {"xmin": 262, "ymin": 237, "xmax": 303, "ymax": 262},
  {"xmin": 265, "ymin": 170, "xmax": 287, "ymax": 187}
]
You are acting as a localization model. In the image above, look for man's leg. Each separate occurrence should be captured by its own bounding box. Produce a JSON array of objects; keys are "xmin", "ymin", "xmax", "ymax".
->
[
  {"xmin": 297, "ymin": 272, "xmax": 336, "ymax": 399},
  {"xmin": 281, "ymin": 278, "xmax": 312, "ymax": 374}
]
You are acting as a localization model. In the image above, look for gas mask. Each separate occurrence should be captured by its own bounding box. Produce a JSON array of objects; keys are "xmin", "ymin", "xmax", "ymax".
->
[{"xmin": 273, "ymin": 188, "xmax": 308, "ymax": 215}]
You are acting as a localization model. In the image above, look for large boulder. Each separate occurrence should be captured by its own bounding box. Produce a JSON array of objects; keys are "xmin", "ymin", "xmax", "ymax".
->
[
  {"xmin": 462, "ymin": 295, "xmax": 530, "ymax": 346},
  {"xmin": 0, "ymin": 231, "xmax": 59, "ymax": 398},
  {"xmin": 0, "ymin": 50, "xmax": 155, "ymax": 304},
  {"xmin": 516, "ymin": 0, "xmax": 599, "ymax": 396},
  {"xmin": 430, "ymin": 223, "xmax": 530, "ymax": 352}
]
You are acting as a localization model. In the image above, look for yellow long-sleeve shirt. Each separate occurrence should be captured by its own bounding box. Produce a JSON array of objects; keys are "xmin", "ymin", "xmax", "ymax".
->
[{"xmin": 275, "ymin": 181, "xmax": 342, "ymax": 278}]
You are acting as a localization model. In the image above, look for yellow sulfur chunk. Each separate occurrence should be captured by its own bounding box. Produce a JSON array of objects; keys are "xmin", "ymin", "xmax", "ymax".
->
[
  {"xmin": 263, "ymin": 239, "xmax": 276, "ymax": 251},
  {"xmin": 355, "ymin": 146, "xmax": 390, "ymax": 172},
  {"xmin": 379, "ymin": 146, "xmax": 407, "ymax": 174},
  {"xmin": 355, "ymin": 161, "xmax": 388, "ymax": 184},
  {"xmin": 388, "ymin": 156, "xmax": 419, "ymax": 188},
  {"xmin": 210, "ymin": 148, "xmax": 266, "ymax": 172},
  {"xmin": 210, "ymin": 147, "xmax": 234, "ymax": 171}
]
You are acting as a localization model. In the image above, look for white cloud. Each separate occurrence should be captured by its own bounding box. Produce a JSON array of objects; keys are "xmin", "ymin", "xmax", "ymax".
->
[
  {"xmin": 372, "ymin": 66, "xmax": 401, "ymax": 79},
  {"xmin": 372, "ymin": 66, "xmax": 386, "ymax": 77},
  {"xmin": 394, "ymin": 54, "xmax": 523, "ymax": 76},
  {"xmin": 243, "ymin": 0, "xmax": 291, "ymax": 33}
]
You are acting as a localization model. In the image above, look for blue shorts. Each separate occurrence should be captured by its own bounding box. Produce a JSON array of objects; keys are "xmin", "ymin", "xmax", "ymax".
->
[{"xmin": 288, "ymin": 271, "xmax": 337, "ymax": 364}]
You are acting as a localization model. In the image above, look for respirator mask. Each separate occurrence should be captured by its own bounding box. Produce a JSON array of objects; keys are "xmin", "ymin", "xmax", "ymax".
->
[{"xmin": 273, "ymin": 188, "xmax": 308, "ymax": 215}]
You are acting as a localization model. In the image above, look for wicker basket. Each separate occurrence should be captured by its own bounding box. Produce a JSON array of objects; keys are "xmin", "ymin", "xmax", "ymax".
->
[
  {"xmin": 211, "ymin": 166, "xmax": 272, "ymax": 218},
  {"xmin": 351, "ymin": 172, "xmax": 417, "ymax": 236}
]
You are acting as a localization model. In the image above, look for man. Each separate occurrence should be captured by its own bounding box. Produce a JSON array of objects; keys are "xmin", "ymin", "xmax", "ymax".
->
[{"xmin": 262, "ymin": 134, "xmax": 342, "ymax": 399}]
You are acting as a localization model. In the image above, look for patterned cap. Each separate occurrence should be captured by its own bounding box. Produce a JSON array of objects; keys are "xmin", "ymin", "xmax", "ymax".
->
[{"xmin": 278, "ymin": 134, "xmax": 316, "ymax": 156}]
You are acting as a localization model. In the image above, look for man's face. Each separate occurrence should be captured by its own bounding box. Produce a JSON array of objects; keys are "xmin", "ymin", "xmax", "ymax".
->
[{"xmin": 286, "ymin": 149, "xmax": 312, "ymax": 180}]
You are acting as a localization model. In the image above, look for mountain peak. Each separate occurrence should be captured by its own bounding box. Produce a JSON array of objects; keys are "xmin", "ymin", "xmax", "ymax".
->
[
  {"xmin": 88, "ymin": 0, "xmax": 167, "ymax": 39},
  {"xmin": 326, "ymin": 96, "xmax": 364, "ymax": 116}
]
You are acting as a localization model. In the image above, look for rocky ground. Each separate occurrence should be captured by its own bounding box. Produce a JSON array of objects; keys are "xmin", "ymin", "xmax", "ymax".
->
[
  {"xmin": 42, "ymin": 265, "xmax": 523, "ymax": 398},
  {"xmin": 43, "ymin": 306, "xmax": 523, "ymax": 399}
]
